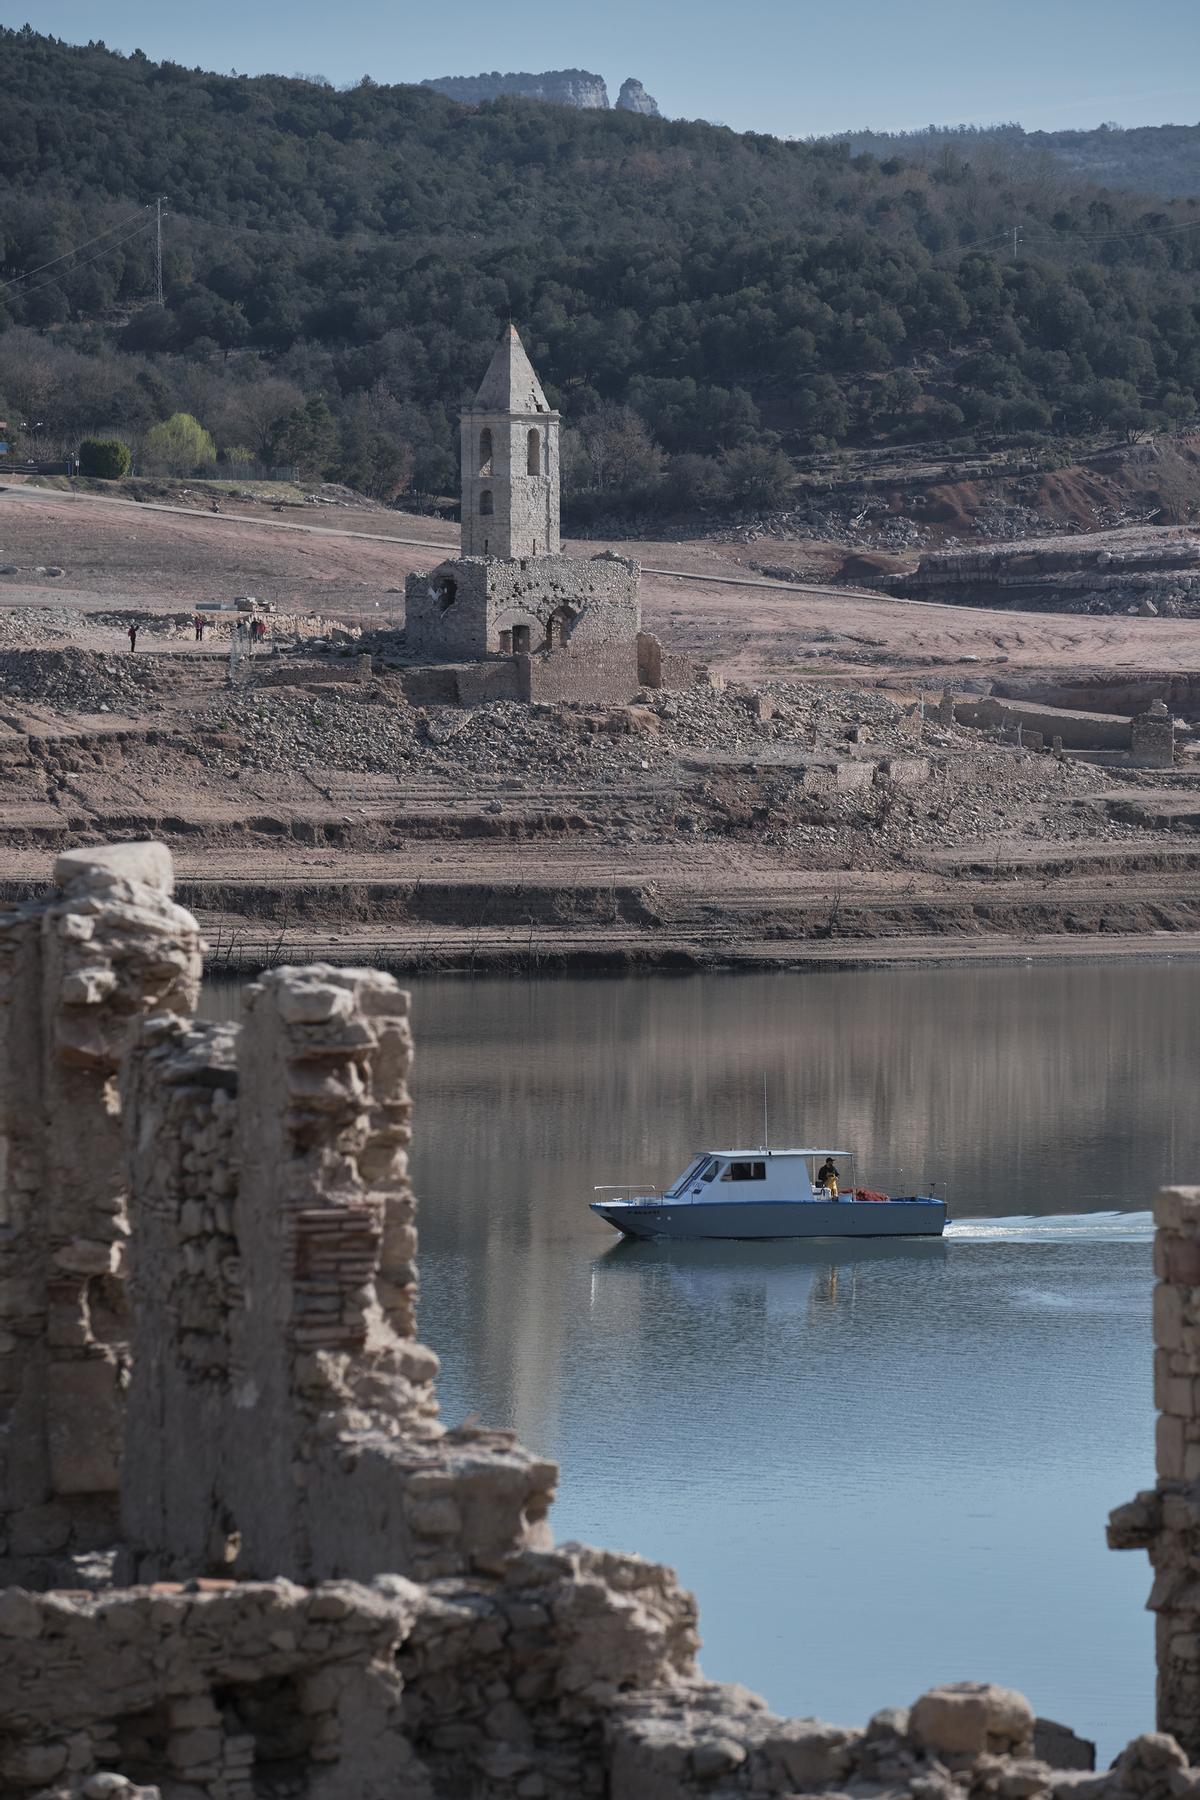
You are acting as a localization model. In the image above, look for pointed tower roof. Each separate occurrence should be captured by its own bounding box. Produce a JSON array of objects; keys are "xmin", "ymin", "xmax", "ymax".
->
[{"xmin": 472, "ymin": 324, "xmax": 552, "ymax": 414}]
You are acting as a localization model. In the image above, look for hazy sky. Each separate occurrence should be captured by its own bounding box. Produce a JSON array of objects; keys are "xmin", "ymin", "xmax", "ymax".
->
[{"xmin": 5, "ymin": 0, "xmax": 1199, "ymax": 139}]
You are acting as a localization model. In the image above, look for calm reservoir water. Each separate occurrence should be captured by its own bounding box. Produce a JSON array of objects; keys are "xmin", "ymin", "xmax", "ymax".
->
[{"xmin": 204, "ymin": 963, "xmax": 1196, "ymax": 1757}]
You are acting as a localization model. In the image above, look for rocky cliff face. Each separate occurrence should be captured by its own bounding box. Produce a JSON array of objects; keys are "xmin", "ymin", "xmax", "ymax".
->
[
  {"xmin": 422, "ymin": 68, "xmax": 611, "ymax": 109},
  {"xmin": 616, "ymin": 77, "xmax": 660, "ymax": 115}
]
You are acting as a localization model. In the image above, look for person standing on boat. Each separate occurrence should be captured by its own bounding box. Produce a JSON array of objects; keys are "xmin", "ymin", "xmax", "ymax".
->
[{"xmin": 817, "ymin": 1157, "xmax": 841, "ymax": 1199}]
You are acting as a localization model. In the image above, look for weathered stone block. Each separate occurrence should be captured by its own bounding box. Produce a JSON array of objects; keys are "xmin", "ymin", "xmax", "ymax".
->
[
  {"xmin": 909, "ymin": 1682, "xmax": 1034, "ymax": 1756},
  {"xmin": 1158, "ymin": 1413, "xmax": 1187, "ymax": 1480},
  {"xmin": 1156, "ymin": 1283, "xmax": 1185, "ymax": 1351},
  {"xmin": 55, "ymin": 842, "xmax": 175, "ymax": 897}
]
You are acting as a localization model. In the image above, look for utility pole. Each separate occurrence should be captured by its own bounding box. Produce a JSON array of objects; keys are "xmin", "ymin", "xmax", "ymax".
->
[
  {"xmin": 154, "ymin": 196, "xmax": 164, "ymax": 306},
  {"xmin": 1012, "ymin": 223, "xmax": 1020, "ymax": 260}
]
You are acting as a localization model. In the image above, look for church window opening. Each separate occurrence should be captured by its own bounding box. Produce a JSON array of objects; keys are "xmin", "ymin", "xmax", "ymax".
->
[
  {"xmin": 527, "ymin": 429, "xmax": 541, "ymax": 476},
  {"xmin": 479, "ymin": 489, "xmax": 494, "ymax": 516},
  {"xmin": 436, "ymin": 574, "xmax": 457, "ymax": 613},
  {"xmin": 478, "ymin": 428, "xmax": 493, "ymax": 477}
]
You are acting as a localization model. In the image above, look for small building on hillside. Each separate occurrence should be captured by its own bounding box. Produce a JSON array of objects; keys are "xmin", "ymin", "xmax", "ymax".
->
[{"xmin": 405, "ymin": 326, "xmax": 646, "ymax": 704}]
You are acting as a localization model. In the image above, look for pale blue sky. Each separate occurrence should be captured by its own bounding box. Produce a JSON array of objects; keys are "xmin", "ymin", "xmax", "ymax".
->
[{"xmin": 4, "ymin": 0, "xmax": 1199, "ymax": 139}]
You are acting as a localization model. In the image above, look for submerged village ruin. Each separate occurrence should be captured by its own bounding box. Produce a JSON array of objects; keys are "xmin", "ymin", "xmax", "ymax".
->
[{"xmin": 1, "ymin": 329, "xmax": 1200, "ymax": 1796}]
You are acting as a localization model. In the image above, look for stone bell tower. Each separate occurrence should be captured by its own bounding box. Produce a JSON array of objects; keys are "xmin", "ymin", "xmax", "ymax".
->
[{"xmin": 460, "ymin": 325, "xmax": 560, "ymax": 559}]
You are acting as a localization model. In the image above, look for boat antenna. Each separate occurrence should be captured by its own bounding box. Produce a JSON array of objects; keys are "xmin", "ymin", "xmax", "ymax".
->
[{"xmin": 762, "ymin": 1074, "xmax": 769, "ymax": 1153}]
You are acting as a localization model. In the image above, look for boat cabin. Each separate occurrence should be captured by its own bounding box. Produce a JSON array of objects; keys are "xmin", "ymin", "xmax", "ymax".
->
[{"xmin": 664, "ymin": 1148, "xmax": 854, "ymax": 1203}]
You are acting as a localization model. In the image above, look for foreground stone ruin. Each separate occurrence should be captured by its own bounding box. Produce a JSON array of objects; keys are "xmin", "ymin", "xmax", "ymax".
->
[{"xmin": 0, "ymin": 841, "xmax": 1196, "ymax": 1796}]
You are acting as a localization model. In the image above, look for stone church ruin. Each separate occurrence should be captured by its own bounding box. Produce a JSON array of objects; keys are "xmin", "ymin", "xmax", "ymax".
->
[
  {"xmin": 2, "ymin": 839, "xmax": 1200, "ymax": 1797},
  {"xmin": 405, "ymin": 328, "xmax": 654, "ymax": 706}
]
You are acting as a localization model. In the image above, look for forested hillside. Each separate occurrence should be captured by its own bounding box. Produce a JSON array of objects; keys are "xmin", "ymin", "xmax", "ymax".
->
[
  {"xmin": 5, "ymin": 25, "xmax": 1200, "ymax": 518},
  {"xmin": 832, "ymin": 122, "xmax": 1200, "ymax": 204}
]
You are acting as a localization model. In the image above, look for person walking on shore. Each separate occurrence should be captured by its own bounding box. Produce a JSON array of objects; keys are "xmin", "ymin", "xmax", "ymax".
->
[{"xmin": 127, "ymin": 621, "xmax": 138, "ymax": 654}]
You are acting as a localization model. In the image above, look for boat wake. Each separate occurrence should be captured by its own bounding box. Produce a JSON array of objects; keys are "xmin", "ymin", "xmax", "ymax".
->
[{"xmin": 946, "ymin": 1210, "xmax": 1153, "ymax": 1244}]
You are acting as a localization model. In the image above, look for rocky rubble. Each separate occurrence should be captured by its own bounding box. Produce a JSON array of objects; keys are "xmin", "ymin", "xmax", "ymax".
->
[
  {"xmin": 0, "ymin": 647, "xmax": 163, "ymax": 713},
  {"xmin": 196, "ymin": 685, "xmax": 418, "ymax": 774},
  {"xmin": 187, "ymin": 667, "xmax": 1126, "ymax": 860},
  {"xmin": 0, "ymin": 605, "xmax": 78, "ymax": 644}
]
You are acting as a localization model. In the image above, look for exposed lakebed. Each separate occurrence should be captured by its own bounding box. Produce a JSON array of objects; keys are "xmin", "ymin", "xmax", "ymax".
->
[{"xmin": 202, "ymin": 963, "xmax": 1193, "ymax": 1756}]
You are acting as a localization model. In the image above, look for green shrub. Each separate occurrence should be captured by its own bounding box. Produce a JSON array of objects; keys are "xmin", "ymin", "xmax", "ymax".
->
[{"xmin": 78, "ymin": 438, "xmax": 131, "ymax": 479}]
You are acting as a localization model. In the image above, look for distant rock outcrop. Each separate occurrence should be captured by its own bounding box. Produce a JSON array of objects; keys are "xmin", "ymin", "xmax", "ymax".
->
[
  {"xmin": 616, "ymin": 77, "xmax": 660, "ymax": 116},
  {"xmin": 421, "ymin": 68, "xmax": 611, "ymax": 109}
]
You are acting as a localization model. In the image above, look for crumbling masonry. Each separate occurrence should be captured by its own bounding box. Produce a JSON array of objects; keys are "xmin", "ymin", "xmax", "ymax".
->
[
  {"xmin": 1112, "ymin": 1186, "xmax": 1200, "ymax": 1759},
  {"xmin": 2, "ymin": 841, "xmax": 1199, "ymax": 1798},
  {"xmin": 405, "ymin": 327, "xmax": 646, "ymax": 705}
]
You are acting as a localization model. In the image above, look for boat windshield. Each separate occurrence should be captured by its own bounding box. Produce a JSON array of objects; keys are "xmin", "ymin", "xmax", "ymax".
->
[
  {"xmin": 667, "ymin": 1156, "xmax": 707, "ymax": 1196},
  {"xmin": 672, "ymin": 1152, "xmax": 719, "ymax": 1195}
]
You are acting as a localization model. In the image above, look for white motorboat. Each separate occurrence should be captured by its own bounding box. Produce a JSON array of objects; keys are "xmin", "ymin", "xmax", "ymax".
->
[{"xmin": 590, "ymin": 1147, "xmax": 946, "ymax": 1241}]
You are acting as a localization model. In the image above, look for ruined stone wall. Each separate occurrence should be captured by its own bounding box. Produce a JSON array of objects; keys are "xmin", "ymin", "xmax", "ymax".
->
[
  {"xmin": 1131, "ymin": 704, "xmax": 1176, "ymax": 769},
  {"xmin": 1112, "ymin": 1186, "xmax": 1200, "ymax": 1756},
  {"xmin": 452, "ymin": 659, "xmax": 523, "ymax": 705},
  {"xmin": 120, "ymin": 965, "xmax": 555, "ymax": 1589},
  {"xmin": 956, "ymin": 694, "xmax": 1132, "ymax": 750},
  {"xmin": 0, "ymin": 844, "xmax": 201, "ymax": 1588},
  {"xmin": 406, "ymin": 552, "xmax": 640, "ymax": 664},
  {"xmin": 516, "ymin": 642, "xmax": 641, "ymax": 705},
  {"xmin": 404, "ymin": 561, "xmax": 488, "ymax": 660},
  {"xmin": 0, "ymin": 1578, "xmax": 420, "ymax": 1799}
]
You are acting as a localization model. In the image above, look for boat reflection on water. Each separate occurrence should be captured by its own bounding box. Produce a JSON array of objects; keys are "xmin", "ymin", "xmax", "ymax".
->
[{"xmin": 590, "ymin": 1234, "xmax": 946, "ymax": 1324}]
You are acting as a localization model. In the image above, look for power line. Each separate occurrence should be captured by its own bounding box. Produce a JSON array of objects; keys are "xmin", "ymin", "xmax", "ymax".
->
[
  {"xmin": 12, "ymin": 216, "xmax": 156, "ymax": 306},
  {"xmin": 949, "ymin": 213, "xmax": 1200, "ymax": 265},
  {"xmin": 0, "ymin": 207, "xmax": 152, "ymax": 294}
]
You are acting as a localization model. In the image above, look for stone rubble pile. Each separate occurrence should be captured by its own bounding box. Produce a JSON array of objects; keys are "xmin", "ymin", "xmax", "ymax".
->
[
  {"xmin": 0, "ymin": 648, "xmax": 163, "ymax": 713},
  {"xmin": 195, "ymin": 685, "xmax": 417, "ymax": 774},
  {"xmin": 0, "ymin": 605, "xmax": 79, "ymax": 644},
  {"xmin": 183, "ymin": 667, "xmax": 1131, "ymax": 860}
]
